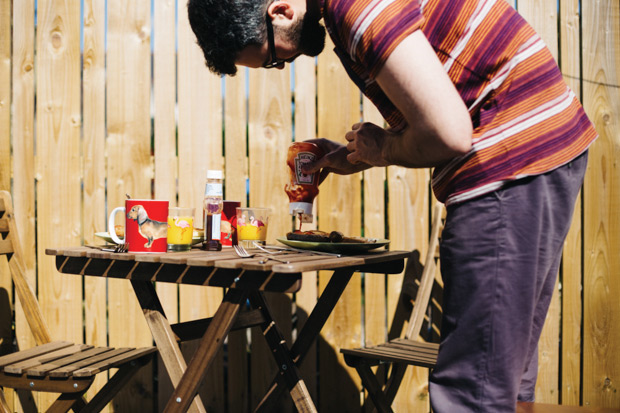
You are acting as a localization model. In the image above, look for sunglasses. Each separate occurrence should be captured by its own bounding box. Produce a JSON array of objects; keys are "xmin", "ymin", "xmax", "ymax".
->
[{"xmin": 263, "ymin": 15, "xmax": 286, "ymax": 69}]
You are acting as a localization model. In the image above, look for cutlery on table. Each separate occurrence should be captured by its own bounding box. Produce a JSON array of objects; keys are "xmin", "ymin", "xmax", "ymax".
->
[
  {"xmin": 255, "ymin": 243, "xmax": 342, "ymax": 258},
  {"xmin": 233, "ymin": 244, "xmax": 290, "ymax": 264},
  {"xmin": 85, "ymin": 243, "xmax": 129, "ymax": 253}
]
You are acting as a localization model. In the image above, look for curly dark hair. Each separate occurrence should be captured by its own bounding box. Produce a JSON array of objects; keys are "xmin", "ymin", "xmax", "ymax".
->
[{"xmin": 187, "ymin": 0, "xmax": 271, "ymax": 76}]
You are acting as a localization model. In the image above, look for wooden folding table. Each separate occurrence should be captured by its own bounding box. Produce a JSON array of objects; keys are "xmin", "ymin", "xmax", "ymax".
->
[{"xmin": 45, "ymin": 246, "xmax": 410, "ymax": 412}]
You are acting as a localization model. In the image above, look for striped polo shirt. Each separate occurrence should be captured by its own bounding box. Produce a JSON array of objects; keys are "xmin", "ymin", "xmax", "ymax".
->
[{"xmin": 320, "ymin": 0, "xmax": 597, "ymax": 205}]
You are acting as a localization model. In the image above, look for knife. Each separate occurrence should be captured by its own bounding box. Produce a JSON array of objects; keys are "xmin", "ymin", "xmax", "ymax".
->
[{"xmin": 257, "ymin": 243, "xmax": 342, "ymax": 258}]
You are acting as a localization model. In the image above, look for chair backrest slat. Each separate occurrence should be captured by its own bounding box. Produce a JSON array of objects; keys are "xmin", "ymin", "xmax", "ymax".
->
[
  {"xmin": 404, "ymin": 203, "xmax": 443, "ymax": 340},
  {"xmin": 0, "ymin": 190, "xmax": 53, "ymax": 345},
  {"xmin": 0, "ymin": 217, "xmax": 9, "ymax": 232},
  {"xmin": 0, "ymin": 239, "xmax": 13, "ymax": 255}
]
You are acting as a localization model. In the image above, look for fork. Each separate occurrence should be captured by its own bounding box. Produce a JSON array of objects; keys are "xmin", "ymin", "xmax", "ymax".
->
[
  {"xmin": 85, "ymin": 242, "xmax": 129, "ymax": 253},
  {"xmin": 113, "ymin": 243, "xmax": 129, "ymax": 253},
  {"xmin": 233, "ymin": 244, "xmax": 255, "ymax": 258},
  {"xmin": 234, "ymin": 244, "xmax": 290, "ymax": 264},
  {"xmin": 252, "ymin": 242, "xmax": 286, "ymax": 254}
]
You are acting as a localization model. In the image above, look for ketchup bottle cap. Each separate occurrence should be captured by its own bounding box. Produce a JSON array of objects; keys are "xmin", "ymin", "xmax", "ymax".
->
[
  {"xmin": 290, "ymin": 202, "xmax": 314, "ymax": 223},
  {"xmin": 207, "ymin": 170, "xmax": 223, "ymax": 180}
]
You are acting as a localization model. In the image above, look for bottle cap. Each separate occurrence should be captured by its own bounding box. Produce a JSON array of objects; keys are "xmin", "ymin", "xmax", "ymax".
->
[
  {"xmin": 207, "ymin": 170, "xmax": 223, "ymax": 180},
  {"xmin": 289, "ymin": 202, "xmax": 314, "ymax": 223}
]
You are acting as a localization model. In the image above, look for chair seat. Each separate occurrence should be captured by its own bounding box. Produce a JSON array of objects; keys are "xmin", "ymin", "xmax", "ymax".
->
[
  {"xmin": 0, "ymin": 341, "xmax": 156, "ymax": 393},
  {"xmin": 342, "ymin": 338, "xmax": 439, "ymax": 369}
]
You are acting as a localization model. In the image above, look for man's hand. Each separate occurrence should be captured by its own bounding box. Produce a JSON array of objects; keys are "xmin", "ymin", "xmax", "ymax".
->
[
  {"xmin": 345, "ymin": 122, "xmax": 394, "ymax": 166},
  {"xmin": 301, "ymin": 138, "xmax": 372, "ymax": 184}
]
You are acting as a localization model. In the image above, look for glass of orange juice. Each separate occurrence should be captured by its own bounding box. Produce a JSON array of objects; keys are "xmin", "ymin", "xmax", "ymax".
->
[
  {"xmin": 167, "ymin": 207, "xmax": 195, "ymax": 251},
  {"xmin": 236, "ymin": 207, "xmax": 270, "ymax": 249}
]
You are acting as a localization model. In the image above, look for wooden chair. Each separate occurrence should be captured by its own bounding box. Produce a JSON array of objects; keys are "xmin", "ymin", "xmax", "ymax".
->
[
  {"xmin": 341, "ymin": 203, "xmax": 444, "ymax": 413},
  {"xmin": 0, "ymin": 190, "xmax": 156, "ymax": 412}
]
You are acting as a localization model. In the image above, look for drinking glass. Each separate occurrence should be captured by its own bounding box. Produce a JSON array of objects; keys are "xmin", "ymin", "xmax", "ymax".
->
[
  {"xmin": 167, "ymin": 207, "xmax": 195, "ymax": 252},
  {"xmin": 236, "ymin": 207, "xmax": 270, "ymax": 249}
]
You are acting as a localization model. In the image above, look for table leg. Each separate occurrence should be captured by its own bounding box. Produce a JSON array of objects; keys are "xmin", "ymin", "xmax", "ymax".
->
[
  {"xmin": 131, "ymin": 281, "xmax": 206, "ymax": 413},
  {"xmin": 249, "ymin": 291, "xmax": 317, "ymax": 413},
  {"xmin": 254, "ymin": 268, "xmax": 355, "ymax": 412},
  {"xmin": 163, "ymin": 288, "xmax": 248, "ymax": 413}
]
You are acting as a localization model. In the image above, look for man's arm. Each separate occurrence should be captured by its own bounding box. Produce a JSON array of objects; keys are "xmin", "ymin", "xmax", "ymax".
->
[
  {"xmin": 361, "ymin": 29, "xmax": 473, "ymax": 168},
  {"xmin": 304, "ymin": 29, "xmax": 473, "ymax": 176}
]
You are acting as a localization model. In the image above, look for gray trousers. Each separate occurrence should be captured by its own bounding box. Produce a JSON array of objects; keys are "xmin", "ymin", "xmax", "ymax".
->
[{"xmin": 429, "ymin": 150, "xmax": 588, "ymax": 413}]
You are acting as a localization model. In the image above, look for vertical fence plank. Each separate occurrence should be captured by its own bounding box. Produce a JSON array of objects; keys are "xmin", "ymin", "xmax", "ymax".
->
[
  {"xmin": 361, "ymin": 99, "xmax": 387, "ymax": 345},
  {"xmin": 154, "ymin": 0, "xmax": 177, "ymax": 205},
  {"xmin": 0, "ymin": 0, "xmax": 14, "ymax": 409},
  {"xmin": 106, "ymin": 0, "xmax": 154, "ymax": 409},
  {"xmin": 154, "ymin": 0, "xmax": 179, "ymax": 407},
  {"xmin": 248, "ymin": 66, "xmax": 293, "ymax": 412},
  {"xmin": 0, "ymin": 0, "xmax": 12, "ymax": 339},
  {"xmin": 294, "ymin": 56, "xmax": 319, "ymax": 404},
  {"xmin": 224, "ymin": 69, "xmax": 249, "ymax": 413},
  {"xmin": 224, "ymin": 72, "xmax": 249, "ymax": 206},
  {"xmin": 11, "ymin": 0, "xmax": 37, "ymax": 352},
  {"xmin": 516, "ymin": 0, "xmax": 561, "ymax": 403},
  {"xmin": 35, "ymin": 0, "xmax": 82, "ymax": 410},
  {"xmin": 561, "ymin": 178, "xmax": 584, "ymax": 406},
  {"xmin": 10, "ymin": 1, "xmax": 36, "ymax": 410},
  {"xmin": 559, "ymin": 0, "xmax": 583, "ymax": 406},
  {"xmin": 387, "ymin": 166, "xmax": 430, "ymax": 412},
  {"xmin": 582, "ymin": 0, "xmax": 620, "ymax": 408},
  {"xmin": 82, "ymin": 0, "xmax": 108, "ymax": 408},
  {"xmin": 317, "ymin": 37, "xmax": 363, "ymax": 411},
  {"xmin": 177, "ymin": 11, "xmax": 222, "ymax": 216},
  {"xmin": 361, "ymin": 99, "xmax": 388, "ymax": 411},
  {"xmin": 0, "ymin": 0, "xmax": 12, "ymax": 362},
  {"xmin": 177, "ymin": 1, "xmax": 225, "ymax": 410},
  {"xmin": 0, "ymin": 0, "xmax": 10, "ymax": 191},
  {"xmin": 248, "ymin": 68, "xmax": 291, "ymax": 240}
]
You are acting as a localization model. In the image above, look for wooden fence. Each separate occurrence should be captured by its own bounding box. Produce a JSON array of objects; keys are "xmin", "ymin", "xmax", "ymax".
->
[{"xmin": 0, "ymin": 0, "xmax": 618, "ymax": 411}]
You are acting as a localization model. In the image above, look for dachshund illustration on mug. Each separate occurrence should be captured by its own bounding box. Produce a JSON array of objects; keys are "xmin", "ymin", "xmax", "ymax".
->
[{"xmin": 126, "ymin": 205, "xmax": 168, "ymax": 248}]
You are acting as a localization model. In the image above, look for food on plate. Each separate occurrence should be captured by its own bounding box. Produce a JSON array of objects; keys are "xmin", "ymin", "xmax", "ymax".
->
[
  {"xmin": 286, "ymin": 230, "xmax": 330, "ymax": 242},
  {"xmin": 114, "ymin": 225, "xmax": 124, "ymax": 238},
  {"xmin": 327, "ymin": 231, "xmax": 370, "ymax": 244},
  {"xmin": 286, "ymin": 230, "xmax": 376, "ymax": 244}
]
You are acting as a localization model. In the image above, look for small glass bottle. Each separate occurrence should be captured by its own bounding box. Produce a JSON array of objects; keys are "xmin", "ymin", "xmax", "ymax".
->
[{"xmin": 203, "ymin": 170, "xmax": 223, "ymax": 251}]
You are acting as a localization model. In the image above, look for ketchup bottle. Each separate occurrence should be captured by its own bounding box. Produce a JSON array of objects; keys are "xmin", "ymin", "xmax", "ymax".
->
[{"xmin": 285, "ymin": 142, "xmax": 324, "ymax": 223}]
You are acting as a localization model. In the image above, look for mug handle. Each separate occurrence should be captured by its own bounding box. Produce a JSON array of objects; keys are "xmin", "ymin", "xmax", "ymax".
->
[{"xmin": 108, "ymin": 206, "xmax": 125, "ymax": 244}]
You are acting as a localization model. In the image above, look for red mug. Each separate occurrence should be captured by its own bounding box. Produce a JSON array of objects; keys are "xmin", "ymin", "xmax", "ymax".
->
[
  {"xmin": 220, "ymin": 201, "xmax": 241, "ymax": 246},
  {"xmin": 108, "ymin": 199, "xmax": 169, "ymax": 253}
]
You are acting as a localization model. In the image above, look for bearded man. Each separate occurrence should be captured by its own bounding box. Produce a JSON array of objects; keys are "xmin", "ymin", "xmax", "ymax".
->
[{"xmin": 187, "ymin": 1, "xmax": 597, "ymax": 411}]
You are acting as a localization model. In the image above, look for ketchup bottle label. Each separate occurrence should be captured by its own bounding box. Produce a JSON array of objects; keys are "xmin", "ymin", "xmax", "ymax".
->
[
  {"xmin": 294, "ymin": 152, "xmax": 318, "ymax": 185},
  {"xmin": 285, "ymin": 142, "xmax": 324, "ymax": 223}
]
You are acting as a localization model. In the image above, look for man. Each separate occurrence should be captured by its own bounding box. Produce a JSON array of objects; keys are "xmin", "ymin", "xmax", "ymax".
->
[{"xmin": 187, "ymin": 0, "xmax": 597, "ymax": 411}]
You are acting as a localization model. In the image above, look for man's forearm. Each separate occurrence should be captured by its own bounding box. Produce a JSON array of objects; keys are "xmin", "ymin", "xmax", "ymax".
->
[{"xmin": 382, "ymin": 125, "xmax": 470, "ymax": 169}]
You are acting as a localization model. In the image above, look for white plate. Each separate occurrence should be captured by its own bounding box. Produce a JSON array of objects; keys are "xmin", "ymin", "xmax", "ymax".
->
[{"xmin": 276, "ymin": 237, "xmax": 389, "ymax": 254}]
